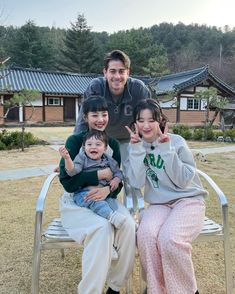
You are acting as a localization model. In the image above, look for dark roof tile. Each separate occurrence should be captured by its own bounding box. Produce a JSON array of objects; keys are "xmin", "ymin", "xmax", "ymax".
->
[{"xmin": 0, "ymin": 67, "xmax": 97, "ymax": 95}]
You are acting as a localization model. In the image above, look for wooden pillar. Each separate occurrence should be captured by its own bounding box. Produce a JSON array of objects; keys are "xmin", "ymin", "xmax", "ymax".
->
[
  {"xmin": 176, "ymin": 93, "xmax": 181, "ymax": 123},
  {"xmin": 42, "ymin": 93, "xmax": 45, "ymax": 122}
]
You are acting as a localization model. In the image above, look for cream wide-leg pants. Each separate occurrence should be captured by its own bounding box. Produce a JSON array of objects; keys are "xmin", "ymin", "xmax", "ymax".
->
[
  {"xmin": 137, "ymin": 198, "xmax": 205, "ymax": 294},
  {"xmin": 60, "ymin": 192, "xmax": 136, "ymax": 294}
]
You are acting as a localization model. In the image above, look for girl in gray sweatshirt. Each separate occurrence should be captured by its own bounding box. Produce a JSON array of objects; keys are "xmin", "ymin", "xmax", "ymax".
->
[{"xmin": 125, "ymin": 99, "xmax": 207, "ymax": 294}]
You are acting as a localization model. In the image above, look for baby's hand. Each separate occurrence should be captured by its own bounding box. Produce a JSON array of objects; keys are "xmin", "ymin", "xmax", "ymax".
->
[
  {"xmin": 59, "ymin": 146, "xmax": 71, "ymax": 159},
  {"xmin": 109, "ymin": 177, "xmax": 121, "ymax": 192}
]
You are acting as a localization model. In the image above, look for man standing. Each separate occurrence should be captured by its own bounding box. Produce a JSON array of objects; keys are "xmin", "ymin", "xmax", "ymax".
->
[
  {"xmin": 74, "ymin": 49, "xmax": 151, "ymax": 141},
  {"xmin": 74, "ymin": 49, "xmax": 151, "ymax": 210}
]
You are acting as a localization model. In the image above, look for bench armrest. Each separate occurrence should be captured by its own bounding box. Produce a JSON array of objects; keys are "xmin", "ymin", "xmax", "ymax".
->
[
  {"xmin": 196, "ymin": 168, "xmax": 229, "ymax": 235},
  {"xmin": 196, "ymin": 169, "xmax": 228, "ymax": 207},
  {"xmin": 33, "ymin": 173, "xmax": 59, "ymax": 255},
  {"xmin": 36, "ymin": 172, "xmax": 59, "ymax": 213}
]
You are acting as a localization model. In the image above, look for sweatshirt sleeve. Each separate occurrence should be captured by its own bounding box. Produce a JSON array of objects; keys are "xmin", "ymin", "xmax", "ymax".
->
[
  {"xmin": 107, "ymin": 137, "xmax": 123, "ymax": 198},
  {"xmin": 130, "ymin": 78, "xmax": 151, "ymax": 99},
  {"xmin": 158, "ymin": 136, "xmax": 196, "ymax": 189},
  {"xmin": 107, "ymin": 156, "xmax": 124, "ymax": 181},
  {"xmin": 66, "ymin": 149, "xmax": 85, "ymax": 177},
  {"xmin": 124, "ymin": 142, "xmax": 147, "ymax": 189},
  {"xmin": 59, "ymin": 134, "xmax": 99, "ymax": 192}
]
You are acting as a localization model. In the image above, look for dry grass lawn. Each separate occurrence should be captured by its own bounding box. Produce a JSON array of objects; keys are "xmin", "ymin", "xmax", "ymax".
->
[{"xmin": 0, "ymin": 127, "xmax": 235, "ymax": 293}]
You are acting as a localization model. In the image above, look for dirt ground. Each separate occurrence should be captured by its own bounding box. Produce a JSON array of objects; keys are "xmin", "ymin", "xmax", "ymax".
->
[{"xmin": 0, "ymin": 127, "xmax": 235, "ymax": 293}]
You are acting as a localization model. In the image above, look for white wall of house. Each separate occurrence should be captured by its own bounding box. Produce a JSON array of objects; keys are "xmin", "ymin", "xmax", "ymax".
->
[
  {"xmin": 180, "ymin": 98, "xmax": 188, "ymax": 110},
  {"xmin": 31, "ymin": 96, "xmax": 43, "ymax": 106}
]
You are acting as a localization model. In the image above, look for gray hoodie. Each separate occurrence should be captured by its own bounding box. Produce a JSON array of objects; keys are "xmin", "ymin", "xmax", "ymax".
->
[
  {"xmin": 124, "ymin": 133, "xmax": 208, "ymax": 204},
  {"xmin": 66, "ymin": 148, "xmax": 123, "ymax": 187},
  {"xmin": 74, "ymin": 77, "xmax": 151, "ymax": 142}
]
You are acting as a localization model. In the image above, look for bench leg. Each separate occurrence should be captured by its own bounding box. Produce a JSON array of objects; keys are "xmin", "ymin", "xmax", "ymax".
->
[
  {"xmin": 123, "ymin": 180, "xmax": 134, "ymax": 214},
  {"xmin": 32, "ymin": 213, "xmax": 42, "ymax": 294},
  {"xmin": 224, "ymin": 232, "xmax": 234, "ymax": 293},
  {"xmin": 32, "ymin": 250, "xmax": 40, "ymax": 294}
]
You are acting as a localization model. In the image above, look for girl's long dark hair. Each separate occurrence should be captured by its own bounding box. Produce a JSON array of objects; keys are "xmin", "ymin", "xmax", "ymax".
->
[{"xmin": 132, "ymin": 99, "xmax": 168, "ymax": 132}]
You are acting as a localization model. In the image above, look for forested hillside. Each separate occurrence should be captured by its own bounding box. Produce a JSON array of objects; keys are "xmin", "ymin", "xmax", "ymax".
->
[{"xmin": 1, "ymin": 14, "xmax": 235, "ymax": 86}]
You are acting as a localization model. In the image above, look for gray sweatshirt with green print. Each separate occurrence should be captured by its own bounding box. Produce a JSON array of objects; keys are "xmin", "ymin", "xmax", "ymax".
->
[{"xmin": 124, "ymin": 133, "xmax": 208, "ymax": 204}]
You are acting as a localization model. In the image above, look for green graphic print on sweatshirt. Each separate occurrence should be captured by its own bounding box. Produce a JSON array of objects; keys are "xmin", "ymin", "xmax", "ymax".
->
[{"xmin": 144, "ymin": 153, "xmax": 164, "ymax": 188}]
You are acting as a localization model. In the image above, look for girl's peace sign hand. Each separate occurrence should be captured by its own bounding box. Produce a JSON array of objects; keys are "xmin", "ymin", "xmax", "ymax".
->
[
  {"xmin": 157, "ymin": 122, "xmax": 170, "ymax": 143},
  {"xmin": 125, "ymin": 123, "xmax": 141, "ymax": 144}
]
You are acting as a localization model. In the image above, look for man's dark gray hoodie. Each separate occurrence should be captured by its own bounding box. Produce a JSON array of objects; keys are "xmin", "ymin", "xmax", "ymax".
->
[{"xmin": 74, "ymin": 77, "xmax": 151, "ymax": 142}]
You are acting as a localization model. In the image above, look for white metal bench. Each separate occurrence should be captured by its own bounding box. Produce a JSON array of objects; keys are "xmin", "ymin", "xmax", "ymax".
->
[
  {"xmin": 32, "ymin": 169, "xmax": 234, "ymax": 293},
  {"xmin": 194, "ymin": 169, "xmax": 233, "ymax": 293}
]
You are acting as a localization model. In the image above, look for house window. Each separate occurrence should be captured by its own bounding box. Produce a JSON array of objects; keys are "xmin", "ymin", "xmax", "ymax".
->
[
  {"xmin": 48, "ymin": 98, "xmax": 60, "ymax": 105},
  {"xmin": 187, "ymin": 98, "xmax": 199, "ymax": 110}
]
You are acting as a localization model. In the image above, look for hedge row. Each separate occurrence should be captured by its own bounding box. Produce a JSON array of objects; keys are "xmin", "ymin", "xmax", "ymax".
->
[
  {"xmin": 0, "ymin": 126, "xmax": 234, "ymax": 151},
  {"xmin": 172, "ymin": 124, "xmax": 235, "ymax": 141}
]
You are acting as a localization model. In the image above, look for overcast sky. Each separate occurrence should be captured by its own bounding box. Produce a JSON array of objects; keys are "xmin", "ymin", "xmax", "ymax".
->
[{"xmin": 0, "ymin": 0, "xmax": 234, "ymax": 33}]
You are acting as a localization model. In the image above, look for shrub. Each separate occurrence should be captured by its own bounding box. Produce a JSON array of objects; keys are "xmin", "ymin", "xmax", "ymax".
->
[
  {"xmin": 193, "ymin": 128, "xmax": 203, "ymax": 140},
  {"xmin": 0, "ymin": 140, "xmax": 7, "ymax": 150},
  {"xmin": 0, "ymin": 130, "xmax": 16, "ymax": 148},
  {"xmin": 224, "ymin": 129, "xmax": 235, "ymax": 140},
  {"xmin": 172, "ymin": 124, "xmax": 192, "ymax": 139},
  {"xmin": 172, "ymin": 124, "xmax": 187, "ymax": 135},
  {"xmin": 167, "ymin": 124, "xmax": 233, "ymax": 141},
  {"xmin": 206, "ymin": 128, "xmax": 215, "ymax": 141},
  {"xmin": 181, "ymin": 129, "xmax": 192, "ymax": 140},
  {"xmin": 0, "ymin": 129, "xmax": 39, "ymax": 150},
  {"xmin": 214, "ymin": 130, "xmax": 224, "ymax": 138}
]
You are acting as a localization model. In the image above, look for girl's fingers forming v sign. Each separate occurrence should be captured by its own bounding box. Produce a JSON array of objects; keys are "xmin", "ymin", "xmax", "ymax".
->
[
  {"xmin": 125, "ymin": 123, "xmax": 141, "ymax": 144},
  {"xmin": 157, "ymin": 122, "xmax": 170, "ymax": 143}
]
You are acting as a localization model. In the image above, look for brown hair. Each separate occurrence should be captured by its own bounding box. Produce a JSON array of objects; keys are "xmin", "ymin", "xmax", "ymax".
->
[{"xmin": 104, "ymin": 49, "xmax": 131, "ymax": 70}]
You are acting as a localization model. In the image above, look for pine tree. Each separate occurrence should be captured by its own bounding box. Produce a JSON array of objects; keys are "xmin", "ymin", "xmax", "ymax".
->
[
  {"xmin": 11, "ymin": 20, "xmax": 55, "ymax": 69},
  {"xmin": 61, "ymin": 14, "xmax": 97, "ymax": 73}
]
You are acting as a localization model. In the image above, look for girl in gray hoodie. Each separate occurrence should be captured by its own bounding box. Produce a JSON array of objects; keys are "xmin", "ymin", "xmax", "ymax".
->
[{"xmin": 125, "ymin": 99, "xmax": 207, "ymax": 294}]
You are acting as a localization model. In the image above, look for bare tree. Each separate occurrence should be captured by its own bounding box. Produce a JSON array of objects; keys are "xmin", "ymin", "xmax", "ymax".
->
[
  {"xmin": 1, "ymin": 88, "xmax": 40, "ymax": 151},
  {"xmin": 195, "ymin": 87, "xmax": 228, "ymax": 139}
]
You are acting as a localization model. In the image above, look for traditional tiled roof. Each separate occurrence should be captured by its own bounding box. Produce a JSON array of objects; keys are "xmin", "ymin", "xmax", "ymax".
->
[
  {"xmin": 0, "ymin": 67, "xmax": 97, "ymax": 95},
  {"xmin": 1, "ymin": 65, "xmax": 234, "ymax": 98},
  {"xmin": 149, "ymin": 65, "xmax": 235, "ymax": 96}
]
